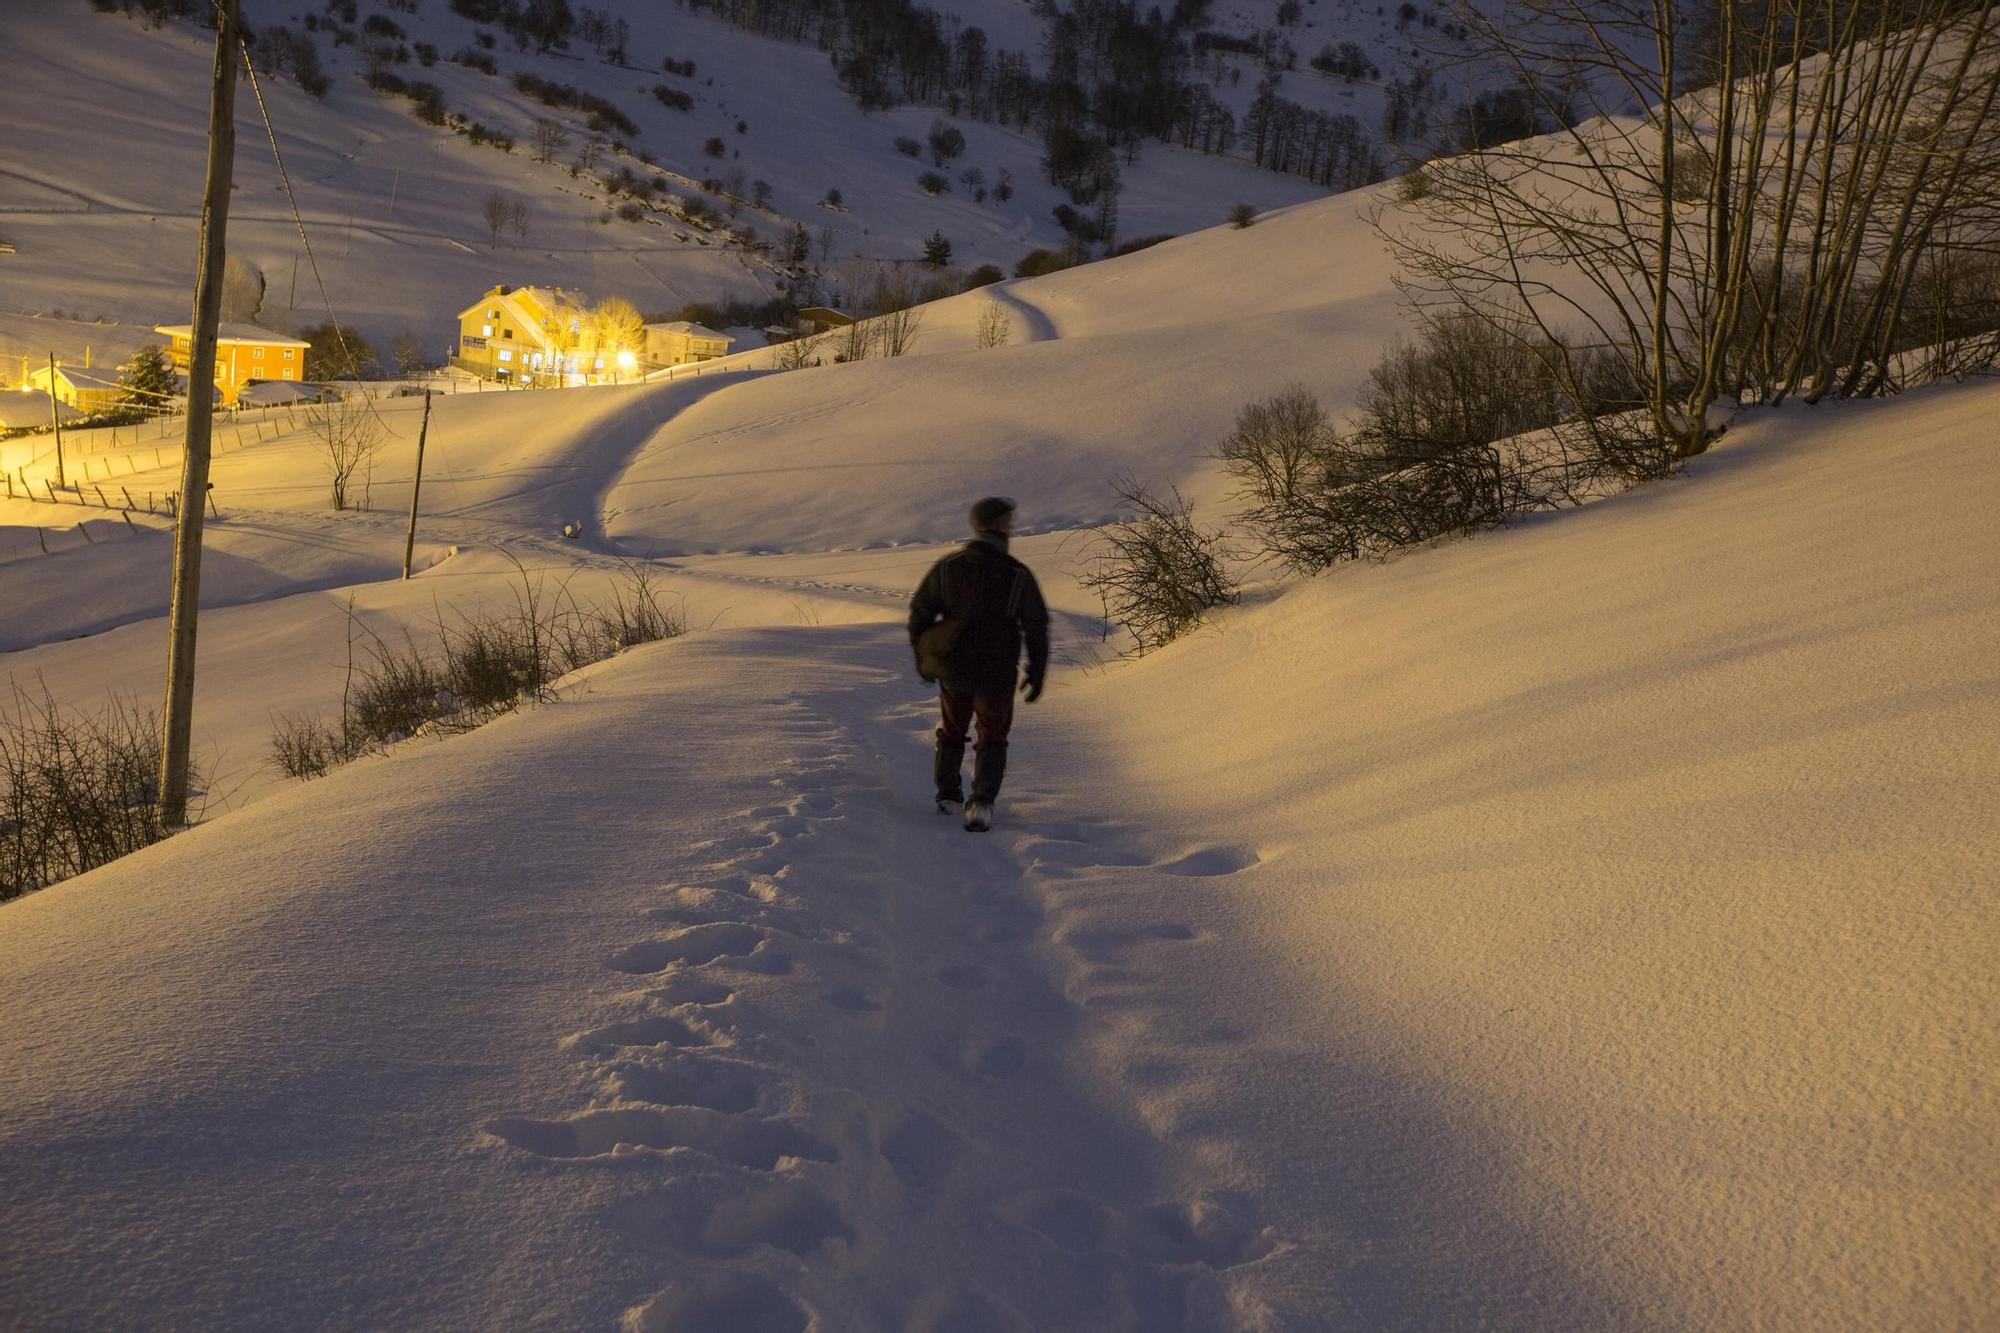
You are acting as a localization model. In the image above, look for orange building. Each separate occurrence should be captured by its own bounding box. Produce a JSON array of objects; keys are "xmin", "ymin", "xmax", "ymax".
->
[{"xmin": 153, "ymin": 322, "xmax": 311, "ymax": 406}]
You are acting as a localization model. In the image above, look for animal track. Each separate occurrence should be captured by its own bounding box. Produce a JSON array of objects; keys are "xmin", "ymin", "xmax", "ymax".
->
[
  {"xmin": 610, "ymin": 923, "xmax": 766, "ymax": 973},
  {"xmin": 611, "ymin": 1060, "xmax": 763, "ymax": 1114},
  {"xmin": 486, "ymin": 1107, "xmax": 837, "ymax": 1168},
  {"xmin": 624, "ymin": 1273, "xmax": 809, "ymax": 1333}
]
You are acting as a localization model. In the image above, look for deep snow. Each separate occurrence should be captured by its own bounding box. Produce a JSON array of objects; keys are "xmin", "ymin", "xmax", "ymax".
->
[{"xmin": 0, "ymin": 100, "xmax": 1994, "ymax": 1330}]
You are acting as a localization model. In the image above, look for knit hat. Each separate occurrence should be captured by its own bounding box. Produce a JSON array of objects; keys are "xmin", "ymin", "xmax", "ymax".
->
[{"xmin": 970, "ymin": 495, "xmax": 1017, "ymax": 536}]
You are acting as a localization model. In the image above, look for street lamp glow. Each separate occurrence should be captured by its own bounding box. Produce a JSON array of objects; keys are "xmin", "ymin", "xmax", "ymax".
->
[{"xmin": 616, "ymin": 350, "xmax": 637, "ymax": 372}]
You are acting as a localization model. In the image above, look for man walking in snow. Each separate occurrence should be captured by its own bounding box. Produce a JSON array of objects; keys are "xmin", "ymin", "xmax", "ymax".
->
[{"xmin": 909, "ymin": 496, "xmax": 1050, "ymax": 832}]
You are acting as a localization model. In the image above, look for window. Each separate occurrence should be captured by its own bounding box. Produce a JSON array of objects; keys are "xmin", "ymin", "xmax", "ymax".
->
[
  {"xmin": 487, "ymin": 308, "xmax": 498, "ymax": 319},
  {"xmin": 284, "ymin": 348, "xmax": 295, "ymax": 360},
  {"xmin": 252, "ymin": 346, "xmax": 264, "ymax": 359},
  {"xmin": 481, "ymin": 324, "xmax": 493, "ymax": 337},
  {"xmin": 282, "ymin": 367, "xmax": 296, "ymax": 379},
  {"xmin": 503, "ymin": 329, "xmax": 513, "ymax": 340},
  {"xmin": 498, "ymin": 349, "xmax": 512, "ymax": 362},
  {"xmin": 593, "ymin": 357, "xmax": 604, "ymax": 370}
]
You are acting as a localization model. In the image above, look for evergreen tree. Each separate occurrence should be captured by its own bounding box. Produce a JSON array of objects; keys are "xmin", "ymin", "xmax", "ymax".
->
[
  {"xmin": 923, "ymin": 231, "xmax": 953, "ymax": 269},
  {"xmin": 121, "ymin": 344, "xmax": 178, "ymax": 413}
]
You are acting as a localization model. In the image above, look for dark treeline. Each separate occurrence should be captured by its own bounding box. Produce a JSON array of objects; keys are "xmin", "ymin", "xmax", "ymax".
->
[{"xmin": 679, "ymin": 0, "xmax": 1381, "ymax": 197}]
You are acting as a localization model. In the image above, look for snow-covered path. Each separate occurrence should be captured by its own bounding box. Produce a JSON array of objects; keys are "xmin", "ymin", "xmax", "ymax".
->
[{"xmin": 0, "ymin": 623, "xmax": 1286, "ymax": 1330}]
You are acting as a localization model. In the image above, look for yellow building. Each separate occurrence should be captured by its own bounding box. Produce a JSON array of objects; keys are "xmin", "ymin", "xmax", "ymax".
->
[
  {"xmin": 25, "ymin": 361, "xmax": 125, "ymax": 415},
  {"xmin": 641, "ymin": 320, "xmax": 735, "ymax": 370},
  {"xmin": 153, "ymin": 322, "xmax": 311, "ymax": 406},
  {"xmin": 452, "ymin": 285, "xmax": 602, "ymax": 385}
]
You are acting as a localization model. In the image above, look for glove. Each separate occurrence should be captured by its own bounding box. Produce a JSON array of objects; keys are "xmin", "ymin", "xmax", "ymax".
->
[{"xmin": 1021, "ymin": 676, "xmax": 1044, "ymax": 703}]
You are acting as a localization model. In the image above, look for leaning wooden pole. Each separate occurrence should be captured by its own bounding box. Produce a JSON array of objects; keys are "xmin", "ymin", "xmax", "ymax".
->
[
  {"xmin": 47, "ymin": 354, "xmax": 67, "ymax": 489},
  {"xmin": 158, "ymin": 0, "xmax": 238, "ymax": 828},
  {"xmin": 402, "ymin": 390, "xmax": 432, "ymax": 579}
]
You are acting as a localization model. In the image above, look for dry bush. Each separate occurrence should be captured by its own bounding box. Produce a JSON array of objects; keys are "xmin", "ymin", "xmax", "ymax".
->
[
  {"xmin": 1080, "ymin": 478, "xmax": 1237, "ymax": 654},
  {"xmin": 976, "ymin": 303, "xmax": 1012, "ymax": 348},
  {"xmin": 270, "ymin": 559, "xmax": 686, "ymax": 779},
  {"xmin": 306, "ymin": 400, "xmax": 389, "ymax": 511},
  {"xmin": 2, "ymin": 688, "xmax": 197, "ymax": 899}
]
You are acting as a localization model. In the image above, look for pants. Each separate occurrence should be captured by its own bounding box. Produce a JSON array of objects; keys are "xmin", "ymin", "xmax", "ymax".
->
[{"xmin": 935, "ymin": 686, "xmax": 1014, "ymax": 803}]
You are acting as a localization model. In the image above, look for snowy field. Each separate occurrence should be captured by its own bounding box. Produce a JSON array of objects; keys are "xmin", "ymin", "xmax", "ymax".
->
[{"xmin": 1, "ymin": 134, "xmax": 1996, "ymax": 1332}]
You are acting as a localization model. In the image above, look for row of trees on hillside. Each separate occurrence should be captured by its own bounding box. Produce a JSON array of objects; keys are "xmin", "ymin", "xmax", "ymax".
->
[{"xmin": 1087, "ymin": 0, "xmax": 2000, "ymax": 653}]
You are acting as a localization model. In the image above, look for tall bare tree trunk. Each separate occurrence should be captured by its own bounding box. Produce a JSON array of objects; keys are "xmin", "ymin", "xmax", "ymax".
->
[{"xmin": 158, "ymin": 0, "xmax": 238, "ymax": 827}]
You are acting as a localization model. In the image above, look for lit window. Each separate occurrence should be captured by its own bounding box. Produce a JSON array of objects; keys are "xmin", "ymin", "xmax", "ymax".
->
[
  {"xmin": 498, "ymin": 349, "xmax": 512, "ymax": 362},
  {"xmin": 283, "ymin": 367, "xmax": 295, "ymax": 379},
  {"xmin": 594, "ymin": 357, "xmax": 604, "ymax": 370},
  {"xmin": 252, "ymin": 346, "xmax": 264, "ymax": 359},
  {"xmin": 482, "ymin": 324, "xmax": 493, "ymax": 337}
]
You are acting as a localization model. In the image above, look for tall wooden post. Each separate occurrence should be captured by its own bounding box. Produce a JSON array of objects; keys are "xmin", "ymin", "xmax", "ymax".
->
[
  {"xmin": 158, "ymin": 0, "xmax": 238, "ymax": 828},
  {"xmin": 402, "ymin": 390, "xmax": 431, "ymax": 579},
  {"xmin": 47, "ymin": 354, "xmax": 66, "ymax": 489}
]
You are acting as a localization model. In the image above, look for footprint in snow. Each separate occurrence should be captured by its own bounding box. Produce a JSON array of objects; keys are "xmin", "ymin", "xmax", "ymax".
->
[
  {"xmin": 485, "ymin": 1106, "xmax": 836, "ymax": 1167},
  {"xmin": 609, "ymin": 923, "xmax": 766, "ymax": 974},
  {"xmin": 624, "ymin": 1273, "xmax": 809, "ymax": 1333},
  {"xmin": 647, "ymin": 975, "xmax": 734, "ymax": 1007},
  {"xmin": 610, "ymin": 1059, "xmax": 763, "ymax": 1114},
  {"xmin": 569, "ymin": 1013, "xmax": 721, "ymax": 1052}
]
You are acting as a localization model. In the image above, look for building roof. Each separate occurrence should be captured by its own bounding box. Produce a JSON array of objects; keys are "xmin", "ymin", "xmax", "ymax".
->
[
  {"xmin": 796, "ymin": 306, "xmax": 855, "ymax": 325},
  {"xmin": 0, "ymin": 391, "xmax": 83, "ymax": 428},
  {"xmin": 28, "ymin": 362, "xmax": 124, "ymax": 392},
  {"xmin": 454, "ymin": 285, "xmax": 584, "ymax": 323},
  {"xmin": 643, "ymin": 321, "xmax": 733, "ymax": 342},
  {"xmin": 153, "ymin": 322, "xmax": 310, "ymax": 347}
]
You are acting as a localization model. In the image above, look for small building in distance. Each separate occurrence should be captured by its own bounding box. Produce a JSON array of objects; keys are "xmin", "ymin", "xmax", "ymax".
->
[
  {"xmin": 454, "ymin": 285, "xmax": 576, "ymax": 385},
  {"xmin": 795, "ymin": 306, "xmax": 854, "ymax": 334},
  {"xmin": 640, "ymin": 320, "xmax": 734, "ymax": 370},
  {"xmin": 153, "ymin": 322, "xmax": 310, "ymax": 407},
  {"xmin": 25, "ymin": 360, "xmax": 125, "ymax": 415}
]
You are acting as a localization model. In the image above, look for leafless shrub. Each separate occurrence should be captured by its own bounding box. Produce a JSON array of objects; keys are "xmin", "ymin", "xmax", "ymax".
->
[
  {"xmin": 877, "ymin": 305, "xmax": 924, "ymax": 356},
  {"xmin": 1080, "ymin": 477, "xmax": 1237, "ymax": 654},
  {"xmin": 975, "ymin": 303, "xmax": 1012, "ymax": 348},
  {"xmin": 306, "ymin": 400, "xmax": 389, "ymax": 511},
  {"xmin": 1, "ymin": 687, "xmax": 197, "ymax": 899},
  {"xmin": 774, "ymin": 329, "xmax": 825, "ymax": 370},
  {"xmin": 834, "ymin": 319, "xmax": 873, "ymax": 362},
  {"xmin": 270, "ymin": 559, "xmax": 685, "ymax": 779}
]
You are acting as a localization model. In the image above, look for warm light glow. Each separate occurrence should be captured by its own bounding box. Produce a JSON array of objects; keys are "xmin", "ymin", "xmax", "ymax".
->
[{"xmin": 616, "ymin": 350, "xmax": 637, "ymax": 371}]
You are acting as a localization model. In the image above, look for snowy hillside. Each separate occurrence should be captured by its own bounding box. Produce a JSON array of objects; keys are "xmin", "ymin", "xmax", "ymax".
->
[
  {"xmin": 0, "ymin": 0, "xmax": 1336, "ymax": 359},
  {"xmin": 1, "ymin": 45, "xmax": 1995, "ymax": 1329}
]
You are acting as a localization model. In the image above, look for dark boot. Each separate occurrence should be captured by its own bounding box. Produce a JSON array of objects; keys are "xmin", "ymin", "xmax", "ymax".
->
[
  {"xmin": 934, "ymin": 740, "xmax": 966, "ymax": 804},
  {"xmin": 970, "ymin": 741, "xmax": 1008, "ymax": 804}
]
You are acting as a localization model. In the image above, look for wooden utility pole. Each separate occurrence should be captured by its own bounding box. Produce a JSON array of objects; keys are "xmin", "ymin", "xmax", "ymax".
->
[
  {"xmin": 402, "ymin": 390, "xmax": 432, "ymax": 579},
  {"xmin": 158, "ymin": 0, "xmax": 238, "ymax": 828},
  {"xmin": 47, "ymin": 354, "xmax": 66, "ymax": 489}
]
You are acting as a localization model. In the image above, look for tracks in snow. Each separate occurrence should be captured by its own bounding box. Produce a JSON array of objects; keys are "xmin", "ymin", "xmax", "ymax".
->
[{"xmin": 480, "ymin": 627, "xmax": 1281, "ymax": 1330}]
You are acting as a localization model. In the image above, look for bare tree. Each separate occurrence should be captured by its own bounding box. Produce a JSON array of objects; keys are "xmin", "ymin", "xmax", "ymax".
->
[
  {"xmin": 975, "ymin": 303, "xmax": 1012, "ymax": 348},
  {"xmin": 1212, "ymin": 384, "xmax": 1334, "ymax": 512},
  {"xmin": 592, "ymin": 297, "xmax": 644, "ymax": 374},
  {"xmin": 307, "ymin": 399, "xmax": 388, "ymax": 511},
  {"xmin": 531, "ymin": 116, "xmax": 569, "ymax": 163},
  {"xmin": 481, "ymin": 190, "xmax": 510, "ymax": 247},
  {"xmin": 509, "ymin": 201, "xmax": 530, "ymax": 240},
  {"xmin": 1384, "ymin": 0, "xmax": 2000, "ymax": 459},
  {"xmin": 835, "ymin": 319, "xmax": 873, "ymax": 362},
  {"xmin": 774, "ymin": 330, "xmax": 824, "ymax": 370}
]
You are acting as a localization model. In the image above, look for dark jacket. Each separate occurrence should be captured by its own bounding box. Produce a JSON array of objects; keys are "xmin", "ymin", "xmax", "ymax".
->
[{"xmin": 908, "ymin": 538, "xmax": 1050, "ymax": 693}]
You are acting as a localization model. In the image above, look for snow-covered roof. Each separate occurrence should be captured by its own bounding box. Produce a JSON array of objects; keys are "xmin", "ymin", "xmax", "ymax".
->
[
  {"xmin": 153, "ymin": 322, "xmax": 310, "ymax": 347},
  {"xmin": 238, "ymin": 380, "xmax": 321, "ymax": 406},
  {"xmin": 643, "ymin": 321, "xmax": 733, "ymax": 342},
  {"xmin": 0, "ymin": 391, "xmax": 81, "ymax": 427}
]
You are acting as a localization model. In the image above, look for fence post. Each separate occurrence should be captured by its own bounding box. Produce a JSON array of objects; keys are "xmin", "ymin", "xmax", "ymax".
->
[
  {"xmin": 95, "ymin": 485, "xmax": 110, "ymax": 508},
  {"xmin": 206, "ymin": 486, "xmax": 220, "ymax": 520},
  {"xmin": 122, "ymin": 510, "xmax": 137, "ymax": 532},
  {"xmin": 77, "ymin": 520, "xmax": 93, "ymax": 543},
  {"xmin": 36, "ymin": 527, "xmax": 46, "ymax": 554},
  {"xmin": 121, "ymin": 485, "xmax": 136, "ymax": 510}
]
